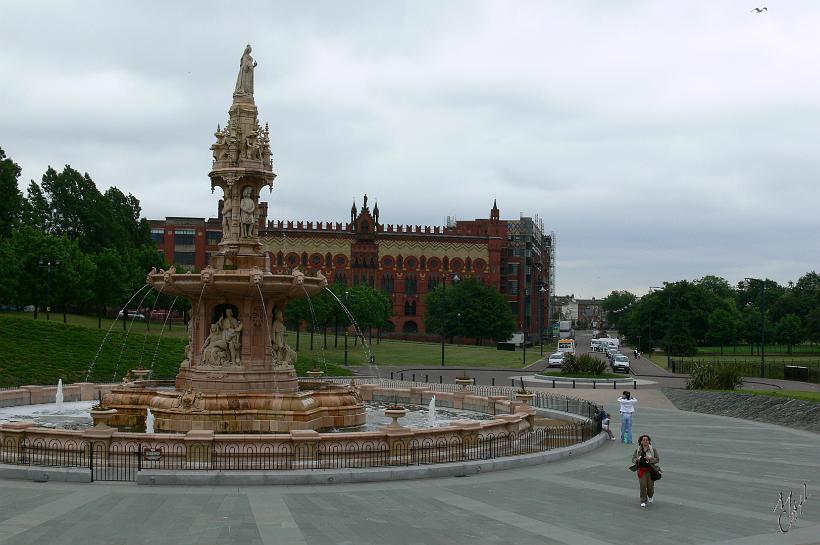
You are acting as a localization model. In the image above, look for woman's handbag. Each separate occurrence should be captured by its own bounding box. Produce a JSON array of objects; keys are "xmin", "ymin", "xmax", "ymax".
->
[{"xmin": 650, "ymin": 467, "xmax": 662, "ymax": 481}]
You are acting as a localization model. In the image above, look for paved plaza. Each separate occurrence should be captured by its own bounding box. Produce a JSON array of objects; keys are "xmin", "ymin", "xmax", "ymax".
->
[{"xmin": 1, "ymin": 392, "xmax": 817, "ymax": 545}]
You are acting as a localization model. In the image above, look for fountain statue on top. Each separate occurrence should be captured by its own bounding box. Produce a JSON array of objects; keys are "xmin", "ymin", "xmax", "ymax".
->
[{"xmin": 97, "ymin": 45, "xmax": 364, "ymax": 434}]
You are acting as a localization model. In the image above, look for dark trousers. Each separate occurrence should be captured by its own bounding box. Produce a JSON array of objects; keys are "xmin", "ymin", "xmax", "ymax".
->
[{"xmin": 638, "ymin": 471, "xmax": 655, "ymax": 502}]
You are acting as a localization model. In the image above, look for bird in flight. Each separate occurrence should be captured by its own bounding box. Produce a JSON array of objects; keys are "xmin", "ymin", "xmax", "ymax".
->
[{"xmin": 751, "ymin": 7, "xmax": 767, "ymax": 13}]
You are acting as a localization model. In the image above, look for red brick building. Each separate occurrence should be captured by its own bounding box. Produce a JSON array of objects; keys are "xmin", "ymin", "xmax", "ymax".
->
[{"xmin": 151, "ymin": 197, "xmax": 553, "ymax": 338}]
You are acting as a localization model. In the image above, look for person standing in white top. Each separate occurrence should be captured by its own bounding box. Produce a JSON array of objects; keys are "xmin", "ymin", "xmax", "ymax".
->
[{"xmin": 618, "ymin": 391, "xmax": 638, "ymax": 444}]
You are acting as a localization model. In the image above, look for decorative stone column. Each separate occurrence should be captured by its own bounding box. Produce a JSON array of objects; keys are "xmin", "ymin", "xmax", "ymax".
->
[
  {"xmin": 184, "ymin": 430, "xmax": 215, "ymax": 467},
  {"xmin": 291, "ymin": 430, "xmax": 321, "ymax": 467}
]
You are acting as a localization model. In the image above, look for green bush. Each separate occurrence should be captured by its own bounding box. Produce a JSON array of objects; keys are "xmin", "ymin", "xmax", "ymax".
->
[
  {"xmin": 577, "ymin": 354, "xmax": 607, "ymax": 376},
  {"xmin": 715, "ymin": 365, "xmax": 744, "ymax": 390},
  {"xmin": 560, "ymin": 353, "xmax": 580, "ymax": 375},
  {"xmin": 687, "ymin": 363, "xmax": 743, "ymax": 390}
]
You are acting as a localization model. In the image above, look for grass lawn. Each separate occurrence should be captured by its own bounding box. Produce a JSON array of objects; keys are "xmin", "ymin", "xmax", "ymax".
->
[
  {"xmin": 0, "ymin": 314, "xmax": 351, "ymax": 387},
  {"xmin": 1, "ymin": 309, "xmax": 546, "ymax": 386},
  {"xmin": 3, "ymin": 312, "xmax": 541, "ymax": 369},
  {"xmin": 292, "ymin": 335, "xmax": 537, "ymax": 368}
]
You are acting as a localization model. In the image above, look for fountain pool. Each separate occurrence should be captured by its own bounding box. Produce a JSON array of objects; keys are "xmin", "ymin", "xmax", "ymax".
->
[{"xmin": 0, "ymin": 400, "xmax": 491, "ymax": 433}]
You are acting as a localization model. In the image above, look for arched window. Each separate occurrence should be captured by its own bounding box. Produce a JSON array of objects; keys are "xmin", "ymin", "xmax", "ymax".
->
[
  {"xmin": 381, "ymin": 271, "xmax": 394, "ymax": 293},
  {"xmin": 404, "ymin": 300, "xmax": 412, "ymax": 315},
  {"xmin": 428, "ymin": 274, "xmax": 439, "ymax": 291},
  {"xmin": 405, "ymin": 273, "xmax": 417, "ymax": 296}
]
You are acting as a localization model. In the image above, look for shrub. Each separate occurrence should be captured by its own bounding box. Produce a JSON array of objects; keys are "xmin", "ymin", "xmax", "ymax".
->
[
  {"xmin": 560, "ymin": 353, "xmax": 580, "ymax": 375},
  {"xmin": 716, "ymin": 365, "xmax": 744, "ymax": 390},
  {"xmin": 577, "ymin": 354, "xmax": 607, "ymax": 376},
  {"xmin": 687, "ymin": 362, "xmax": 743, "ymax": 390}
]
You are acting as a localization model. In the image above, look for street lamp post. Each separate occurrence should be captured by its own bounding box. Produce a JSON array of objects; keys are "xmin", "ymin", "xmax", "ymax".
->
[
  {"xmin": 344, "ymin": 290, "xmax": 350, "ymax": 366},
  {"xmin": 440, "ymin": 274, "xmax": 459, "ymax": 366},
  {"xmin": 745, "ymin": 277, "xmax": 765, "ymax": 378},
  {"xmin": 539, "ymin": 286, "xmax": 547, "ymax": 356},
  {"xmin": 649, "ymin": 286, "xmax": 671, "ymax": 367},
  {"xmin": 38, "ymin": 260, "xmax": 60, "ymax": 321}
]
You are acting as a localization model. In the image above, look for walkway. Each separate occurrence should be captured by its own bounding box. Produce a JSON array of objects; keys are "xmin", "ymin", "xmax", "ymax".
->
[{"xmin": 0, "ymin": 392, "xmax": 817, "ymax": 545}]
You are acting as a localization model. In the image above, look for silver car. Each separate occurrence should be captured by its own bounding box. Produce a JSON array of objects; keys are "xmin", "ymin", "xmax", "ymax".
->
[
  {"xmin": 547, "ymin": 352, "xmax": 565, "ymax": 368},
  {"xmin": 612, "ymin": 354, "xmax": 630, "ymax": 373}
]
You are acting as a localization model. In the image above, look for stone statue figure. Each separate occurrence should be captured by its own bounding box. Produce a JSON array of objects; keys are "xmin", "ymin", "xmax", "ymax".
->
[
  {"xmin": 200, "ymin": 309, "xmax": 243, "ymax": 367},
  {"xmin": 218, "ymin": 308, "xmax": 243, "ymax": 364},
  {"xmin": 234, "ymin": 44, "xmax": 257, "ymax": 96},
  {"xmin": 240, "ymin": 186, "xmax": 256, "ymax": 237},
  {"xmin": 272, "ymin": 309, "xmax": 296, "ymax": 367},
  {"xmin": 221, "ymin": 198, "xmax": 232, "ymax": 236},
  {"xmin": 244, "ymin": 133, "xmax": 261, "ymax": 160}
]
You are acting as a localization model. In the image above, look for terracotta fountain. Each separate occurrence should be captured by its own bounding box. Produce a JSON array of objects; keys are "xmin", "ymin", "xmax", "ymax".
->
[{"xmin": 98, "ymin": 45, "xmax": 365, "ymax": 433}]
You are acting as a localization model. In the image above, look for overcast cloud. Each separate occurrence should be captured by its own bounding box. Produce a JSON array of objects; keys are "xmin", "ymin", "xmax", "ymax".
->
[{"xmin": 1, "ymin": 1, "xmax": 818, "ymax": 298}]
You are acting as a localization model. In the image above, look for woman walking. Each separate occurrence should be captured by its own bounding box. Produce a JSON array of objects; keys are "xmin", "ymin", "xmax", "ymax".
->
[{"xmin": 630, "ymin": 434, "xmax": 661, "ymax": 507}]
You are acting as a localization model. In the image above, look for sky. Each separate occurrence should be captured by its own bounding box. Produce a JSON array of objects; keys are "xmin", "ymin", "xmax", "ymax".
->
[{"xmin": 2, "ymin": 1, "xmax": 818, "ymax": 299}]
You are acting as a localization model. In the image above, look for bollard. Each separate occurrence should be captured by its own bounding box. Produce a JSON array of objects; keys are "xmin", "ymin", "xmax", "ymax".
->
[
  {"xmin": 412, "ymin": 374, "xmax": 415, "ymax": 382},
  {"xmin": 511, "ymin": 379, "xmax": 515, "ymax": 387},
  {"xmin": 572, "ymin": 380, "xmax": 576, "ymax": 388},
  {"xmin": 613, "ymin": 381, "xmax": 616, "ymax": 389},
  {"xmin": 439, "ymin": 375, "xmax": 443, "ymax": 384},
  {"xmin": 593, "ymin": 381, "xmax": 596, "ymax": 389},
  {"xmin": 634, "ymin": 380, "xmax": 637, "ymax": 389},
  {"xmin": 400, "ymin": 372, "xmax": 404, "ymax": 381},
  {"xmin": 491, "ymin": 377, "xmax": 495, "ymax": 386},
  {"xmin": 425, "ymin": 374, "xmax": 429, "ymax": 383},
  {"xmin": 391, "ymin": 371, "xmax": 394, "ymax": 380},
  {"xmin": 552, "ymin": 379, "xmax": 556, "ymax": 388}
]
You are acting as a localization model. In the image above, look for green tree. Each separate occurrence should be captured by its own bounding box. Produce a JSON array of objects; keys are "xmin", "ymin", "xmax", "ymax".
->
[
  {"xmin": 601, "ymin": 290, "xmax": 637, "ymax": 330},
  {"xmin": 705, "ymin": 308, "xmax": 739, "ymax": 354},
  {"xmin": 805, "ymin": 308, "xmax": 820, "ymax": 345},
  {"xmin": 774, "ymin": 314, "xmax": 804, "ymax": 354},
  {"xmin": 425, "ymin": 277, "xmax": 515, "ymax": 344},
  {"xmin": 0, "ymin": 147, "xmax": 25, "ymax": 239}
]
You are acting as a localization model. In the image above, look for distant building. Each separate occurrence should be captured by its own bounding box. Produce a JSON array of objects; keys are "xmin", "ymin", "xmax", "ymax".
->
[{"xmin": 150, "ymin": 197, "xmax": 552, "ymax": 338}]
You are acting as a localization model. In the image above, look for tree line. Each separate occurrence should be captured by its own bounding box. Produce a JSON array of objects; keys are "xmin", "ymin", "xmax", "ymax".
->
[
  {"xmin": 2, "ymin": 146, "xmax": 518, "ymax": 343},
  {"xmin": 0, "ymin": 147, "xmax": 165, "ymax": 322},
  {"xmin": 602, "ymin": 274, "xmax": 820, "ymax": 355}
]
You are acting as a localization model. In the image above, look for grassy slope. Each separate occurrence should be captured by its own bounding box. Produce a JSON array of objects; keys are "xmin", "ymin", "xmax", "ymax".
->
[{"xmin": 0, "ymin": 314, "xmax": 350, "ymax": 386}]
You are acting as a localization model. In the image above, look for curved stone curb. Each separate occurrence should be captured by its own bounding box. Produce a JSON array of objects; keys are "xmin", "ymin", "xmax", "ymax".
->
[
  {"xmin": 526, "ymin": 375, "xmax": 654, "ymax": 386},
  {"xmin": 135, "ymin": 433, "xmax": 608, "ymax": 486}
]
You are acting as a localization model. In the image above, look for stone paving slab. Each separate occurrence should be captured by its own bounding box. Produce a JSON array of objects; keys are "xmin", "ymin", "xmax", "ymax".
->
[{"xmin": 0, "ymin": 406, "xmax": 817, "ymax": 545}]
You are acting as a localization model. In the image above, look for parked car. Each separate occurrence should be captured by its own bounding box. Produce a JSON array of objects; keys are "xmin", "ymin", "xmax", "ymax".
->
[
  {"xmin": 606, "ymin": 347, "xmax": 619, "ymax": 361},
  {"xmin": 547, "ymin": 352, "xmax": 565, "ymax": 368},
  {"xmin": 612, "ymin": 354, "xmax": 631, "ymax": 373},
  {"xmin": 118, "ymin": 310, "xmax": 145, "ymax": 320}
]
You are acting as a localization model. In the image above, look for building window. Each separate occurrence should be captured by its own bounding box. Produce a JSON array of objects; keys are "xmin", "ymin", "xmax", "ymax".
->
[
  {"xmin": 175, "ymin": 252, "xmax": 196, "ymax": 266},
  {"xmin": 405, "ymin": 273, "xmax": 417, "ymax": 296},
  {"xmin": 174, "ymin": 229, "xmax": 195, "ymax": 245},
  {"xmin": 428, "ymin": 274, "xmax": 439, "ymax": 291},
  {"xmin": 151, "ymin": 228, "xmax": 164, "ymax": 243},
  {"xmin": 381, "ymin": 272, "xmax": 394, "ymax": 293},
  {"xmin": 509, "ymin": 280, "xmax": 519, "ymax": 295},
  {"xmin": 404, "ymin": 300, "xmax": 417, "ymax": 316},
  {"xmin": 206, "ymin": 231, "xmax": 221, "ymax": 245}
]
